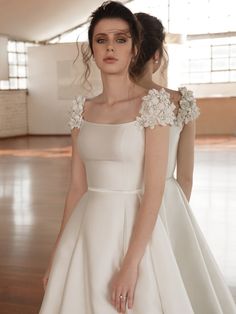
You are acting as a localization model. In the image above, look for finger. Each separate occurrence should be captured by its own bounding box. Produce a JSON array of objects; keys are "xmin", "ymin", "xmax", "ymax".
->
[
  {"xmin": 127, "ymin": 289, "xmax": 134, "ymax": 309},
  {"xmin": 120, "ymin": 291, "xmax": 128, "ymax": 314},
  {"xmin": 115, "ymin": 289, "xmax": 122, "ymax": 313}
]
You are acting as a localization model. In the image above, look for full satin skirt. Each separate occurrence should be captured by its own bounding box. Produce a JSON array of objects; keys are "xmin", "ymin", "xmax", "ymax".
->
[{"xmin": 39, "ymin": 182, "xmax": 236, "ymax": 314}]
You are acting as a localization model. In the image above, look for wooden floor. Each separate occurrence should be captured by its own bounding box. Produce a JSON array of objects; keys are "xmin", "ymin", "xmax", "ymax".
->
[
  {"xmin": 191, "ymin": 135, "xmax": 236, "ymax": 303},
  {"xmin": 0, "ymin": 135, "xmax": 235, "ymax": 313}
]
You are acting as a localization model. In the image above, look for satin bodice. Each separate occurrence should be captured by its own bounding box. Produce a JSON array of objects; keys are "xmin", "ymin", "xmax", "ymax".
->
[
  {"xmin": 78, "ymin": 119, "xmax": 183, "ymax": 191},
  {"xmin": 70, "ymin": 87, "xmax": 199, "ymax": 191},
  {"xmin": 78, "ymin": 119, "xmax": 145, "ymax": 191}
]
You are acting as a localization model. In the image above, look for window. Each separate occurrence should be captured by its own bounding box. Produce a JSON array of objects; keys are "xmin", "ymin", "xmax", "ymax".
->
[
  {"xmin": 0, "ymin": 40, "xmax": 30, "ymax": 90},
  {"xmin": 182, "ymin": 37, "xmax": 236, "ymax": 84}
]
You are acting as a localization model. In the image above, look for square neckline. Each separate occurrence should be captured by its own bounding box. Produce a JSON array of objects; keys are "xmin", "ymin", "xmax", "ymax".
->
[
  {"xmin": 80, "ymin": 88, "xmax": 165, "ymax": 127},
  {"xmin": 81, "ymin": 117, "xmax": 138, "ymax": 126},
  {"xmin": 70, "ymin": 87, "xmax": 198, "ymax": 130}
]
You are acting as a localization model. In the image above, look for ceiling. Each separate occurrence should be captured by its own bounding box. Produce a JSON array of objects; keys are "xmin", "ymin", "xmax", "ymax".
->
[{"xmin": 0, "ymin": 0, "xmax": 128, "ymax": 43}]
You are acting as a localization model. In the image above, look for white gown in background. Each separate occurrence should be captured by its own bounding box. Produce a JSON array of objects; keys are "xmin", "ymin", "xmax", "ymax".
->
[{"xmin": 39, "ymin": 88, "xmax": 236, "ymax": 314}]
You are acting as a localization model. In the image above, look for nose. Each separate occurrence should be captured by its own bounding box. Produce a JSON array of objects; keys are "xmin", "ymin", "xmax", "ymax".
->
[{"xmin": 106, "ymin": 45, "xmax": 114, "ymax": 52}]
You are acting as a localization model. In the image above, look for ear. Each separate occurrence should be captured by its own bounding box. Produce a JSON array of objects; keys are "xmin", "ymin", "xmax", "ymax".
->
[
  {"xmin": 133, "ymin": 46, "xmax": 138, "ymax": 58},
  {"xmin": 153, "ymin": 50, "xmax": 160, "ymax": 63},
  {"xmin": 153, "ymin": 50, "xmax": 161, "ymax": 73}
]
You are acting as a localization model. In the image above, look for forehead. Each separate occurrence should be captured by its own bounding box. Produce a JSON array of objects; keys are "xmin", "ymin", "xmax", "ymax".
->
[{"xmin": 93, "ymin": 18, "xmax": 130, "ymax": 35}]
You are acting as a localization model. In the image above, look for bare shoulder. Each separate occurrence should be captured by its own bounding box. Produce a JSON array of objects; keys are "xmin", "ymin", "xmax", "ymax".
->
[{"xmin": 84, "ymin": 94, "xmax": 103, "ymax": 106}]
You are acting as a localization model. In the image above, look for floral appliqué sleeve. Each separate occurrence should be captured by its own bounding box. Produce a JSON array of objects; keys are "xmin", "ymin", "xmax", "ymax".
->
[
  {"xmin": 175, "ymin": 87, "xmax": 200, "ymax": 127},
  {"xmin": 68, "ymin": 95, "xmax": 86, "ymax": 130},
  {"xmin": 135, "ymin": 88, "xmax": 176, "ymax": 129}
]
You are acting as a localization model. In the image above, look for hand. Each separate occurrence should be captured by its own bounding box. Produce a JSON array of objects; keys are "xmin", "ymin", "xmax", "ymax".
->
[{"xmin": 110, "ymin": 263, "xmax": 139, "ymax": 313}]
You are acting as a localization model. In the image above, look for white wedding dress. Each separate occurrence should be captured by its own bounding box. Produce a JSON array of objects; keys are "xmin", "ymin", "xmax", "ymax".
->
[{"xmin": 39, "ymin": 88, "xmax": 236, "ymax": 314}]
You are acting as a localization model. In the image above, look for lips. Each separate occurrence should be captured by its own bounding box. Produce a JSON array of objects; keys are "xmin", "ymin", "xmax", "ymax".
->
[{"xmin": 103, "ymin": 57, "xmax": 118, "ymax": 63}]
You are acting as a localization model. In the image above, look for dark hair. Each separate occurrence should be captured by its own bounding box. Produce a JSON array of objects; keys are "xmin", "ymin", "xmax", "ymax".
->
[
  {"xmin": 74, "ymin": 1, "xmax": 141, "ymax": 85},
  {"xmin": 130, "ymin": 12, "xmax": 168, "ymax": 78}
]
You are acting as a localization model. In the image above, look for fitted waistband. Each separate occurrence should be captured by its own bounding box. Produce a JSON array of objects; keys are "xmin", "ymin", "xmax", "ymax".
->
[{"xmin": 87, "ymin": 187, "xmax": 143, "ymax": 194}]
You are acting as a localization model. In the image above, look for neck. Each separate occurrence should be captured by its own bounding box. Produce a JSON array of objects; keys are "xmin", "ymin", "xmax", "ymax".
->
[
  {"xmin": 100, "ymin": 72, "xmax": 135, "ymax": 105},
  {"xmin": 137, "ymin": 76, "xmax": 153, "ymax": 90},
  {"xmin": 136, "ymin": 63, "xmax": 161, "ymax": 90}
]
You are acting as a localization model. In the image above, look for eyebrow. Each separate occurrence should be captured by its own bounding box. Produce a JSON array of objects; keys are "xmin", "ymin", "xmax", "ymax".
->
[{"xmin": 94, "ymin": 30, "xmax": 131, "ymax": 37}]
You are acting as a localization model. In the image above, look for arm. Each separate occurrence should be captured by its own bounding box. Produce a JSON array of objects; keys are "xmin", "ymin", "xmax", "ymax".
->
[
  {"xmin": 176, "ymin": 120, "xmax": 196, "ymax": 201},
  {"xmin": 122, "ymin": 125, "xmax": 170, "ymax": 267},
  {"xmin": 43, "ymin": 128, "xmax": 87, "ymax": 288},
  {"xmin": 57, "ymin": 128, "xmax": 88, "ymax": 237},
  {"xmin": 51, "ymin": 128, "xmax": 87, "ymax": 248},
  {"xmin": 111, "ymin": 124, "xmax": 170, "ymax": 312}
]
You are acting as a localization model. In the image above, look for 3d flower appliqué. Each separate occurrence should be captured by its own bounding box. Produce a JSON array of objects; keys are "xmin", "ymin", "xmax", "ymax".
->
[
  {"xmin": 135, "ymin": 88, "xmax": 176, "ymax": 129},
  {"xmin": 68, "ymin": 95, "xmax": 85, "ymax": 130},
  {"xmin": 175, "ymin": 87, "xmax": 200, "ymax": 127}
]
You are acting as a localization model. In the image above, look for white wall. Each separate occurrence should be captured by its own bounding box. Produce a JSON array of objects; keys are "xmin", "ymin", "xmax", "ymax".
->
[{"xmin": 27, "ymin": 43, "xmax": 102, "ymax": 134}]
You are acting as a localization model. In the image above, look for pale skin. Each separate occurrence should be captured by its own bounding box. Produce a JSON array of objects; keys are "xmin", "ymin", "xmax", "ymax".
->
[
  {"xmin": 42, "ymin": 127, "xmax": 88, "ymax": 289},
  {"xmin": 43, "ymin": 18, "xmax": 170, "ymax": 314},
  {"xmin": 135, "ymin": 52, "xmax": 195, "ymax": 201}
]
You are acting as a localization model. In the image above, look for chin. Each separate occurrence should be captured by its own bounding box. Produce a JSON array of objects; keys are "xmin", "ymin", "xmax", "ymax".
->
[
  {"xmin": 104, "ymin": 68, "xmax": 120, "ymax": 73},
  {"xmin": 99, "ymin": 66, "xmax": 126, "ymax": 75}
]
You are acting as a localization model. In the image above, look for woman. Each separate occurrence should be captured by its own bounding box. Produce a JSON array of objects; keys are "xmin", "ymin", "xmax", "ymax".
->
[
  {"xmin": 40, "ymin": 2, "xmax": 177, "ymax": 313},
  {"xmin": 132, "ymin": 12, "xmax": 236, "ymax": 314},
  {"xmin": 39, "ymin": 2, "xmax": 231, "ymax": 314}
]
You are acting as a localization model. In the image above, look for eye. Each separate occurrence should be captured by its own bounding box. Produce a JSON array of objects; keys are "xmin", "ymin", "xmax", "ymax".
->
[
  {"xmin": 96, "ymin": 38, "xmax": 106, "ymax": 44},
  {"xmin": 116, "ymin": 37, "xmax": 127, "ymax": 43}
]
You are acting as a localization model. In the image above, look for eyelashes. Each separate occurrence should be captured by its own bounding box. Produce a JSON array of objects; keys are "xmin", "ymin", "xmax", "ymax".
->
[
  {"xmin": 95, "ymin": 37, "xmax": 127, "ymax": 44},
  {"xmin": 116, "ymin": 38, "xmax": 127, "ymax": 43},
  {"xmin": 96, "ymin": 38, "xmax": 106, "ymax": 44}
]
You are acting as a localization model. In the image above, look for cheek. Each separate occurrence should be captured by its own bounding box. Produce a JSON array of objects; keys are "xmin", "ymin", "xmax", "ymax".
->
[
  {"xmin": 126, "ymin": 43, "xmax": 134, "ymax": 57},
  {"xmin": 124, "ymin": 47, "xmax": 134, "ymax": 62},
  {"xmin": 92, "ymin": 47, "xmax": 104, "ymax": 68},
  {"xmin": 92, "ymin": 39, "xmax": 104, "ymax": 55},
  {"xmin": 92, "ymin": 45, "xmax": 102, "ymax": 60}
]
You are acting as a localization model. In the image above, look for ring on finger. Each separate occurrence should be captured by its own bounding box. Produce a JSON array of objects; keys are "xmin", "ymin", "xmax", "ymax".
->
[{"xmin": 119, "ymin": 294, "xmax": 128, "ymax": 302}]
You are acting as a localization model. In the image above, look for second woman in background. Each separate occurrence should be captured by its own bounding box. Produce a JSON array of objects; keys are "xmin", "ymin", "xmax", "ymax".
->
[{"xmin": 131, "ymin": 12, "xmax": 236, "ymax": 314}]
